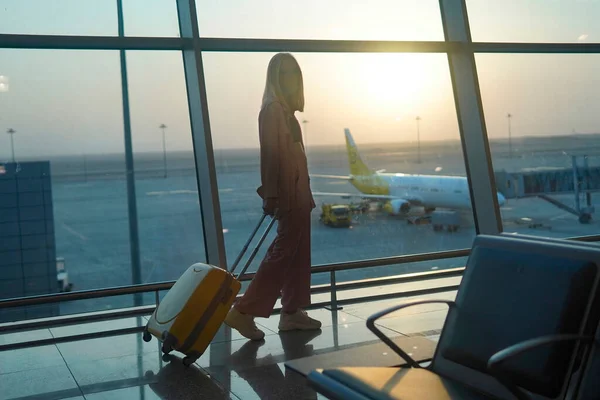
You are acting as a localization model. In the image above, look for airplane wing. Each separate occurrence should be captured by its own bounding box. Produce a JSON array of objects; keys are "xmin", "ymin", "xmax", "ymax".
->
[
  {"xmin": 309, "ymin": 174, "xmax": 351, "ymax": 180},
  {"xmin": 312, "ymin": 191, "xmax": 399, "ymax": 201},
  {"xmin": 312, "ymin": 191, "xmax": 424, "ymax": 205}
]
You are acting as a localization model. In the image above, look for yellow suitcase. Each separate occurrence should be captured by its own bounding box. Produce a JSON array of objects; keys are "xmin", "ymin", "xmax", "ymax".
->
[{"xmin": 143, "ymin": 214, "xmax": 275, "ymax": 366}]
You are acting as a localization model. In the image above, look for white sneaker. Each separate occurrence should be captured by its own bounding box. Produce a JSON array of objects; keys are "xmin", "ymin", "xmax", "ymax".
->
[
  {"xmin": 224, "ymin": 308, "xmax": 265, "ymax": 341},
  {"xmin": 278, "ymin": 309, "xmax": 322, "ymax": 331}
]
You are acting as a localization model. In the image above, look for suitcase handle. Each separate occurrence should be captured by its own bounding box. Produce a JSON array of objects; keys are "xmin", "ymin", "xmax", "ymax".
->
[{"xmin": 230, "ymin": 213, "xmax": 276, "ymax": 276}]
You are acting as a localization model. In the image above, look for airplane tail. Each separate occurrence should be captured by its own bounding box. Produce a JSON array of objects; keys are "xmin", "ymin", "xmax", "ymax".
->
[{"xmin": 344, "ymin": 128, "xmax": 373, "ymax": 177}]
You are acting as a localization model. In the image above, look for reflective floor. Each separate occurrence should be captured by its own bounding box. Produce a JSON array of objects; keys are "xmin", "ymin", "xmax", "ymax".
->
[{"xmin": 0, "ymin": 295, "xmax": 449, "ymax": 400}]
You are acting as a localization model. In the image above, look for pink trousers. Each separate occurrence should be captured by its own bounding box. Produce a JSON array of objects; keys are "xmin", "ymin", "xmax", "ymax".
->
[{"xmin": 234, "ymin": 209, "xmax": 312, "ymax": 318}]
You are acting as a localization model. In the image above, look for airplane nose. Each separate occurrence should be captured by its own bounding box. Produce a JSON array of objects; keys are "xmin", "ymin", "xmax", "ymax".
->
[{"xmin": 497, "ymin": 192, "xmax": 506, "ymax": 207}]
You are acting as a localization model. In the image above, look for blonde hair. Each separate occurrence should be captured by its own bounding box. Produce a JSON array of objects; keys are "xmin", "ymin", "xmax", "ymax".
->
[{"xmin": 261, "ymin": 53, "xmax": 305, "ymax": 112}]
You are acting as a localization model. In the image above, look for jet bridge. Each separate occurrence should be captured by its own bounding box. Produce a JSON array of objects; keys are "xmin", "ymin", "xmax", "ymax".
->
[{"xmin": 495, "ymin": 156, "xmax": 598, "ymax": 224}]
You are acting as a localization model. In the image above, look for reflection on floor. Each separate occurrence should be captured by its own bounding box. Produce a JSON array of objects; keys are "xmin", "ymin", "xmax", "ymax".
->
[{"xmin": 0, "ymin": 296, "xmax": 448, "ymax": 400}]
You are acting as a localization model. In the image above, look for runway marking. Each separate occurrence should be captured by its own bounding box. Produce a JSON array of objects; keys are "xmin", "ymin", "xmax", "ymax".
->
[
  {"xmin": 219, "ymin": 188, "xmax": 235, "ymax": 193},
  {"xmin": 550, "ymin": 213, "xmax": 571, "ymax": 221},
  {"xmin": 61, "ymin": 222, "xmax": 88, "ymax": 241}
]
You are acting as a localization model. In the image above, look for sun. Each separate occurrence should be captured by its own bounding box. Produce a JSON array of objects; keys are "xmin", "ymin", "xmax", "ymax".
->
[{"xmin": 355, "ymin": 53, "xmax": 431, "ymax": 114}]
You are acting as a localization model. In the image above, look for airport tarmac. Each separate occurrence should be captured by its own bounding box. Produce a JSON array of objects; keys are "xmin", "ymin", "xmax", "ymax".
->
[{"xmin": 12, "ymin": 135, "xmax": 600, "ymax": 316}]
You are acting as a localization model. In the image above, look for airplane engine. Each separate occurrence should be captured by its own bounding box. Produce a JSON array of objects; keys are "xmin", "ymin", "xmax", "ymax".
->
[{"xmin": 389, "ymin": 199, "xmax": 411, "ymax": 215}]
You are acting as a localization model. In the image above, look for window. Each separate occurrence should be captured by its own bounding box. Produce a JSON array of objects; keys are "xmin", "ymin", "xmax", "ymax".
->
[
  {"xmin": 0, "ymin": 0, "xmax": 179, "ymax": 37},
  {"xmin": 122, "ymin": 0, "xmax": 180, "ymax": 37},
  {"xmin": 476, "ymin": 53, "xmax": 600, "ymax": 237},
  {"xmin": 195, "ymin": 0, "xmax": 443, "ymax": 41},
  {"xmin": 127, "ymin": 51, "xmax": 206, "ymax": 283},
  {"xmin": 0, "ymin": 49, "xmax": 206, "ymax": 322},
  {"xmin": 3, "ymin": 0, "xmax": 597, "ymax": 329},
  {"xmin": 466, "ymin": 0, "xmax": 600, "ymax": 43},
  {"xmin": 203, "ymin": 52, "xmax": 474, "ymax": 283},
  {"xmin": 0, "ymin": 1, "xmax": 118, "ymax": 36}
]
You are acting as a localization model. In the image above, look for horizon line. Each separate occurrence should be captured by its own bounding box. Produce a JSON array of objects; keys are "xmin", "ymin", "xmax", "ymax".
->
[{"xmin": 4, "ymin": 132, "xmax": 599, "ymax": 160}]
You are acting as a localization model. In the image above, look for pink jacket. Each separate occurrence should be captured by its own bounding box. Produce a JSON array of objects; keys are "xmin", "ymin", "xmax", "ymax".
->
[{"xmin": 256, "ymin": 101, "xmax": 315, "ymax": 212}]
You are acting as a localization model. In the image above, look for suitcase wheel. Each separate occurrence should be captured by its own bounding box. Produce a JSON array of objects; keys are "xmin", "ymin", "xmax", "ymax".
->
[
  {"xmin": 142, "ymin": 329, "xmax": 152, "ymax": 343},
  {"xmin": 161, "ymin": 343, "xmax": 173, "ymax": 355},
  {"xmin": 183, "ymin": 356, "xmax": 195, "ymax": 367},
  {"xmin": 161, "ymin": 333, "xmax": 176, "ymax": 355}
]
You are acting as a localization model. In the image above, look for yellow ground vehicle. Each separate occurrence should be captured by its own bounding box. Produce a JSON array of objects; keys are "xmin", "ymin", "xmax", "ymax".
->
[{"xmin": 320, "ymin": 204, "xmax": 352, "ymax": 227}]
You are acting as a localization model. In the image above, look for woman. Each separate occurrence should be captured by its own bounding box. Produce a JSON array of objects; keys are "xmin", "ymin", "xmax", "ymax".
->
[{"xmin": 225, "ymin": 53, "xmax": 321, "ymax": 341}]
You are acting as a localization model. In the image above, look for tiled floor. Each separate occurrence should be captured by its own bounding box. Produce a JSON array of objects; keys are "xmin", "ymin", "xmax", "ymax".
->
[{"xmin": 0, "ymin": 298, "xmax": 447, "ymax": 400}]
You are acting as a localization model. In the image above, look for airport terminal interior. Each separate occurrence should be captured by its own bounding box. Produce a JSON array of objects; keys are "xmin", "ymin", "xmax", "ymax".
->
[{"xmin": 2, "ymin": 1, "xmax": 600, "ymax": 399}]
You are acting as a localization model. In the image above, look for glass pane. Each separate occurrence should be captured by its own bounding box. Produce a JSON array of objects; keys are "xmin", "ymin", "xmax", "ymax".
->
[
  {"xmin": 0, "ymin": 49, "xmax": 205, "ymax": 323},
  {"xmin": 0, "ymin": 50, "xmax": 122, "ymax": 322},
  {"xmin": 203, "ymin": 52, "xmax": 476, "ymax": 284},
  {"xmin": 476, "ymin": 54, "xmax": 600, "ymax": 238},
  {"xmin": 196, "ymin": 0, "xmax": 444, "ymax": 41},
  {"xmin": 332, "ymin": 257, "xmax": 468, "ymax": 286},
  {"xmin": 127, "ymin": 50, "xmax": 206, "ymax": 283},
  {"xmin": 0, "ymin": 1, "xmax": 118, "ymax": 36},
  {"xmin": 123, "ymin": 0, "xmax": 180, "ymax": 37},
  {"xmin": 466, "ymin": 0, "xmax": 600, "ymax": 43}
]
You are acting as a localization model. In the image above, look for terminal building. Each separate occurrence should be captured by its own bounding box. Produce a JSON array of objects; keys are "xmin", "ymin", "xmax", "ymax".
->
[{"xmin": 1, "ymin": 1, "xmax": 599, "ymax": 399}]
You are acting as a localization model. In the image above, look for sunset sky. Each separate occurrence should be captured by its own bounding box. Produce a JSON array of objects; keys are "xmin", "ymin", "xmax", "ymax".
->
[{"xmin": 1, "ymin": 0, "xmax": 599, "ymax": 158}]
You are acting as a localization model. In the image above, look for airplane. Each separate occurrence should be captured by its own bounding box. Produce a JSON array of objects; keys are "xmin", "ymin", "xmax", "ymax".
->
[{"xmin": 311, "ymin": 128, "xmax": 506, "ymax": 216}]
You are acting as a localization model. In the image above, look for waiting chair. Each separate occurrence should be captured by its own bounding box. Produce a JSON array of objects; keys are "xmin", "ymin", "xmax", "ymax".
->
[
  {"xmin": 489, "ymin": 235, "xmax": 600, "ymax": 400},
  {"xmin": 487, "ymin": 320, "xmax": 600, "ymax": 400},
  {"xmin": 308, "ymin": 235, "xmax": 600, "ymax": 400}
]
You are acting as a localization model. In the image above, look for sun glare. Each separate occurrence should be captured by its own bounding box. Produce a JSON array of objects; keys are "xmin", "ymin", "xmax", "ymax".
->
[{"xmin": 356, "ymin": 54, "xmax": 429, "ymax": 113}]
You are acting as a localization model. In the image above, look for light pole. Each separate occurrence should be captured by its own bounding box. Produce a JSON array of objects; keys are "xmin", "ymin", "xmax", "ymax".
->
[
  {"xmin": 507, "ymin": 113, "xmax": 513, "ymax": 159},
  {"xmin": 7, "ymin": 128, "xmax": 16, "ymax": 163},
  {"xmin": 83, "ymin": 154, "xmax": 88, "ymax": 183},
  {"xmin": 415, "ymin": 116, "xmax": 422, "ymax": 164},
  {"xmin": 302, "ymin": 119, "xmax": 309, "ymax": 151},
  {"xmin": 159, "ymin": 123, "xmax": 167, "ymax": 178},
  {"xmin": 302, "ymin": 119, "xmax": 310, "ymax": 164}
]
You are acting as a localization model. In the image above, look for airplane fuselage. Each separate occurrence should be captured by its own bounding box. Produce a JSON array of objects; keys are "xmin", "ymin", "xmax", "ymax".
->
[
  {"xmin": 323, "ymin": 127, "xmax": 506, "ymax": 213},
  {"xmin": 351, "ymin": 172, "xmax": 475, "ymax": 210}
]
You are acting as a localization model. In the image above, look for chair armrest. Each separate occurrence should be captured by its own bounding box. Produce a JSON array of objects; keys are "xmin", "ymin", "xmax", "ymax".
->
[
  {"xmin": 487, "ymin": 334, "xmax": 594, "ymax": 400},
  {"xmin": 366, "ymin": 300, "xmax": 455, "ymax": 368},
  {"xmin": 307, "ymin": 370, "xmax": 371, "ymax": 400},
  {"xmin": 488, "ymin": 334, "xmax": 594, "ymax": 371}
]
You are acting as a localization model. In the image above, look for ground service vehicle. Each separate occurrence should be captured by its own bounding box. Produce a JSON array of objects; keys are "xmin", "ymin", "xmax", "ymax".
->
[
  {"xmin": 431, "ymin": 210, "xmax": 461, "ymax": 232},
  {"xmin": 320, "ymin": 204, "xmax": 352, "ymax": 227},
  {"xmin": 56, "ymin": 257, "xmax": 73, "ymax": 292}
]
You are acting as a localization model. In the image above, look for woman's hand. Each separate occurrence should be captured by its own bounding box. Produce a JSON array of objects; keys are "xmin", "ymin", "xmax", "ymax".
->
[{"xmin": 263, "ymin": 197, "xmax": 279, "ymax": 216}]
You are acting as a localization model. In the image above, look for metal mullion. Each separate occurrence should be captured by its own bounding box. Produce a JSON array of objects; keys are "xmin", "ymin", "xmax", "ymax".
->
[
  {"xmin": 176, "ymin": 0, "xmax": 227, "ymax": 268},
  {"xmin": 196, "ymin": 38, "xmax": 449, "ymax": 53},
  {"xmin": 0, "ymin": 34, "xmax": 189, "ymax": 50},
  {"xmin": 473, "ymin": 42, "xmax": 600, "ymax": 54},
  {"xmin": 439, "ymin": 0, "xmax": 502, "ymax": 235},
  {"xmin": 176, "ymin": 1, "xmax": 232, "ymax": 386},
  {"xmin": 4, "ymin": 35, "xmax": 600, "ymax": 55},
  {"xmin": 117, "ymin": 0, "xmax": 142, "ymax": 306}
]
